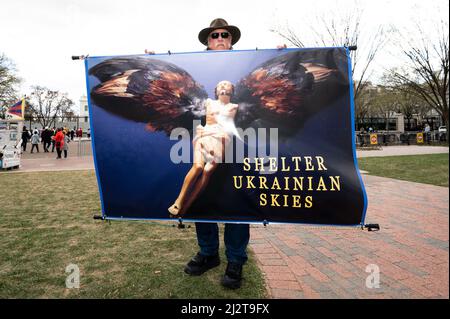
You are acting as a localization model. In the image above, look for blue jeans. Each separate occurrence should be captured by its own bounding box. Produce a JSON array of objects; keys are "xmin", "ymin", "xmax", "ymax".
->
[{"xmin": 195, "ymin": 222, "xmax": 250, "ymax": 265}]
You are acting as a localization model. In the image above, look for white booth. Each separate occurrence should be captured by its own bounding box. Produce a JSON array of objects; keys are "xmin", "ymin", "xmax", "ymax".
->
[{"xmin": 0, "ymin": 121, "xmax": 22, "ymax": 170}]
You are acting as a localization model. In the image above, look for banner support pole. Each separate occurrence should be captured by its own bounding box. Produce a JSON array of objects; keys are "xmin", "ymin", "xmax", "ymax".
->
[
  {"xmin": 72, "ymin": 55, "xmax": 89, "ymax": 60},
  {"xmin": 177, "ymin": 218, "xmax": 190, "ymax": 229}
]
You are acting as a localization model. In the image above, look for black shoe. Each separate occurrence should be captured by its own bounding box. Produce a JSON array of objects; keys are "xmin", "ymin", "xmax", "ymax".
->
[
  {"xmin": 221, "ymin": 262, "xmax": 243, "ymax": 289},
  {"xmin": 184, "ymin": 253, "xmax": 220, "ymax": 276}
]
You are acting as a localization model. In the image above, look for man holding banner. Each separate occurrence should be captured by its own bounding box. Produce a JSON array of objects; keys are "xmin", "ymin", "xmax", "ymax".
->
[
  {"xmin": 180, "ymin": 18, "xmax": 249, "ymax": 290},
  {"xmin": 86, "ymin": 16, "xmax": 367, "ymax": 291}
]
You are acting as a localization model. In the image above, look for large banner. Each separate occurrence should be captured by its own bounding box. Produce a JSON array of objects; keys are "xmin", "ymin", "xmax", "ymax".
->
[{"xmin": 84, "ymin": 48, "xmax": 367, "ymax": 226}]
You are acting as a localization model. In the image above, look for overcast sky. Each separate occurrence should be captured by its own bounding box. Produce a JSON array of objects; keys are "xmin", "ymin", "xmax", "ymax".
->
[{"xmin": 1, "ymin": 0, "xmax": 448, "ymax": 112}]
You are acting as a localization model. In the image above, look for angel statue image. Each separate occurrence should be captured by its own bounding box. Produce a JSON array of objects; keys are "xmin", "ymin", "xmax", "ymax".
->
[
  {"xmin": 168, "ymin": 80, "xmax": 238, "ymax": 216},
  {"xmin": 88, "ymin": 49, "xmax": 347, "ymax": 217}
]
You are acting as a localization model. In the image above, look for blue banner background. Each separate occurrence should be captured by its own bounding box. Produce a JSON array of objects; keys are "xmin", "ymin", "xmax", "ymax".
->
[{"xmin": 85, "ymin": 48, "xmax": 367, "ymax": 226}]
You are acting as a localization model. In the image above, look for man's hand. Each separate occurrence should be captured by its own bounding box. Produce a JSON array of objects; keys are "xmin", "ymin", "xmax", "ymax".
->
[
  {"xmin": 276, "ymin": 44, "xmax": 287, "ymax": 49},
  {"xmin": 144, "ymin": 49, "xmax": 155, "ymax": 54}
]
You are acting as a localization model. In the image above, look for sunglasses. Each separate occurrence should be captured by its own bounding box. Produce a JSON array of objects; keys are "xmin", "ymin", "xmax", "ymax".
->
[{"xmin": 210, "ymin": 32, "xmax": 230, "ymax": 39}]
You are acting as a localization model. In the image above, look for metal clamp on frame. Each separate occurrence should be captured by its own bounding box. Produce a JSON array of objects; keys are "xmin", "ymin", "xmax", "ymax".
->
[{"xmin": 363, "ymin": 223, "xmax": 380, "ymax": 232}]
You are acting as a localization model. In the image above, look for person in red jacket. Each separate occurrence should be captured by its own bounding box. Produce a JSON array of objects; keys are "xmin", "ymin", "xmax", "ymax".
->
[{"xmin": 53, "ymin": 128, "xmax": 65, "ymax": 159}]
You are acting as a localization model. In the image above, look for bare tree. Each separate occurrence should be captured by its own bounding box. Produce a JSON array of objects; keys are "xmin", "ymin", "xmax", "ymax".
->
[
  {"xmin": 392, "ymin": 85, "xmax": 430, "ymax": 131},
  {"xmin": 61, "ymin": 109, "xmax": 77, "ymax": 123},
  {"xmin": 389, "ymin": 16, "xmax": 449, "ymax": 141},
  {"xmin": 370, "ymin": 86, "xmax": 400, "ymax": 131},
  {"xmin": 0, "ymin": 53, "xmax": 21, "ymax": 118},
  {"xmin": 270, "ymin": 4, "xmax": 388, "ymax": 105},
  {"xmin": 26, "ymin": 86, "xmax": 74, "ymax": 128}
]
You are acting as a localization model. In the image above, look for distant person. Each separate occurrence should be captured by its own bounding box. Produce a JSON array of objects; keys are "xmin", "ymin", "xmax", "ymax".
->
[
  {"xmin": 42, "ymin": 127, "xmax": 52, "ymax": 152},
  {"xmin": 30, "ymin": 130, "xmax": 40, "ymax": 153},
  {"xmin": 382, "ymin": 132, "xmax": 387, "ymax": 145},
  {"xmin": 70, "ymin": 127, "xmax": 75, "ymax": 140},
  {"xmin": 87, "ymin": 128, "xmax": 91, "ymax": 138},
  {"xmin": 424, "ymin": 123, "xmax": 431, "ymax": 144},
  {"xmin": 51, "ymin": 127, "xmax": 57, "ymax": 152},
  {"xmin": 63, "ymin": 130, "xmax": 70, "ymax": 158},
  {"xmin": 53, "ymin": 128, "xmax": 65, "ymax": 159},
  {"xmin": 41, "ymin": 127, "xmax": 47, "ymax": 152},
  {"xmin": 21, "ymin": 126, "xmax": 30, "ymax": 152},
  {"xmin": 358, "ymin": 127, "xmax": 365, "ymax": 147}
]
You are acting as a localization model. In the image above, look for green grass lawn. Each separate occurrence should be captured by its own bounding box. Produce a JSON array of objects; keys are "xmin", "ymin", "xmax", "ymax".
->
[
  {"xmin": 358, "ymin": 153, "xmax": 449, "ymax": 187},
  {"xmin": 0, "ymin": 170, "xmax": 267, "ymax": 299}
]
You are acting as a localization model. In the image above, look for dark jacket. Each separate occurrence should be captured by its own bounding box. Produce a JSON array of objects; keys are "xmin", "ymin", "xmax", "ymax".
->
[
  {"xmin": 42, "ymin": 129, "xmax": 52, "ymax": 143},
  {"xmin": 21, "ymin": 130, "xmax": 30, "ymax": 142}
]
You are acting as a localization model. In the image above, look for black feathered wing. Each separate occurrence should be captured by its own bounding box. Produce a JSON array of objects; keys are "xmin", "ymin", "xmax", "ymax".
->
[
  {"xmin": 232, "ymin": 50, "xmax": 348, "ymax": 137},
  {"xmin": 88, "ymin": 57, "xmax": 208, "ymax": 134}
]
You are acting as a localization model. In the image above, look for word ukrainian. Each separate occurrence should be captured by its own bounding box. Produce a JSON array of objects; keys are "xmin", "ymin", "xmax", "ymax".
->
[{"xmin": 233, "ymin": 156, "xmax": 342, "ymax": 208}]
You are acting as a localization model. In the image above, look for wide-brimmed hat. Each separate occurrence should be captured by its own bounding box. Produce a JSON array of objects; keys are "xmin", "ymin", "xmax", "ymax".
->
[{"xmin": 198, "ymin": 18, "xmax": 241, "ymax": 46}]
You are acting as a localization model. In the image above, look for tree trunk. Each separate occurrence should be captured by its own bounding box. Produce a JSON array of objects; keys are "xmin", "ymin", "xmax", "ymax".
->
[{"xmin": 444, "ymin": 117, "xmax": 449, "ymax": 144}]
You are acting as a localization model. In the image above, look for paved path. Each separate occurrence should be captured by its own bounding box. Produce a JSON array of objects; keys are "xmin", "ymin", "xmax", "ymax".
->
[
  {"xmin": 357, "ymin": 145, "xmax": 448, "ymax": 158},
  {"xmin": 2, "ymin": 139, "xmax": 93, "ymax": 173},
  {"xmin": 250, "ymin": 175, "xmax": 449, "ymax": 298},
  {"xmin": 1, "ymin": 156, "xmax": 94, "ymax": 173}
]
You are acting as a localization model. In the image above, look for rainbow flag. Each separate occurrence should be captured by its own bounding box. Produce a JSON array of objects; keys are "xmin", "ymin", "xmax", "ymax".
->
[{"xmin": 5, "ymin": 99, "xmax": 25, "ymax": 120}]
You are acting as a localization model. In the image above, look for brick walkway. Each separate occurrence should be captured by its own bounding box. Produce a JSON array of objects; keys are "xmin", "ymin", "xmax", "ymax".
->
[{"xmin": 249, "ymin": 174, "xmax": 449, "ymax": 299}]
